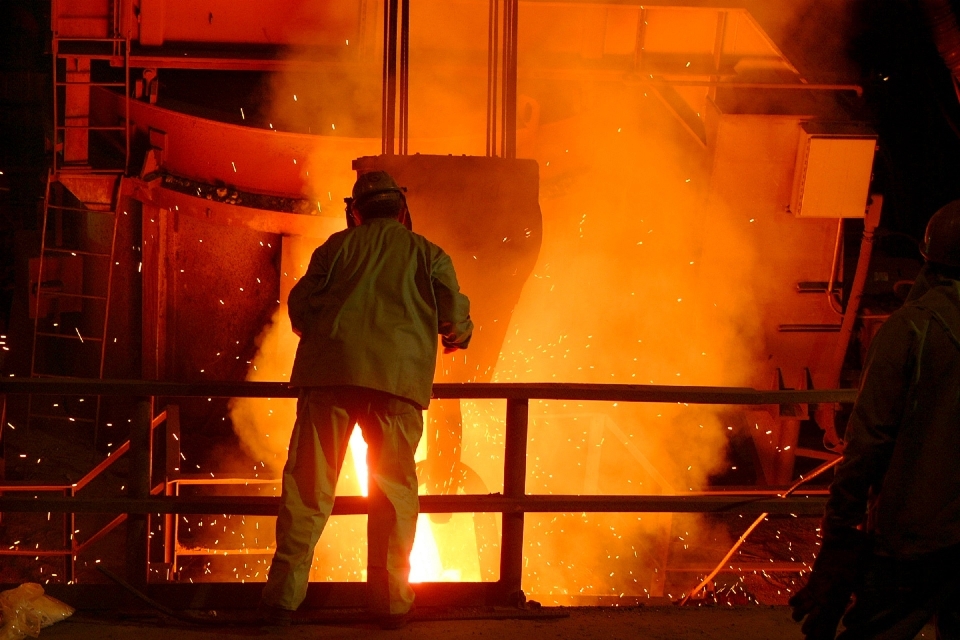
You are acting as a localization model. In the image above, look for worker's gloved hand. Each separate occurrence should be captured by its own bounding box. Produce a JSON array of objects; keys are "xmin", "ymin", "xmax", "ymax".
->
[{"xmin": 789, "ymin": 527, "xmax": 868, "ymax": 640}]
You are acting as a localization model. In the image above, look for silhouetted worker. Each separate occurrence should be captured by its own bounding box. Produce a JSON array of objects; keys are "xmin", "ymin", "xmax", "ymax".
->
[
  {"xmin": 791, "ymin": 199, "xmax": 960, "ymax": 639},
  {"xmin": 260, "ymin": 171, "xmax": 473, "ymax": 628}
]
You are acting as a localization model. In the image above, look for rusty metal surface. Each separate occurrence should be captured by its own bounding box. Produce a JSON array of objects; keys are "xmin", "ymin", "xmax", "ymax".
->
[
  {"xmin": 135, "ymin": 0, "xmax": 363, "ymax": 47},
  {"xmin": 127, "ymin": 178, "xmax": 343, "ymax": 238},
  {"xmin": 93, "ymin": 87, "xmax": 377, "ymax": 198}
]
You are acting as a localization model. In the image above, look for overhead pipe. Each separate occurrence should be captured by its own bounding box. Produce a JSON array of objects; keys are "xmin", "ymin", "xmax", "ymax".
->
[{"xmin": 826, "ymin": 218, "xmax": 844, "ymax": 315}]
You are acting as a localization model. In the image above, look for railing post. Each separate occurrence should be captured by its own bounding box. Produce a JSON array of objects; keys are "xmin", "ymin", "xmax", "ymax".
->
[
  {"xmin": 498, "ymin": 397, "xmax": 528, "ymax": 606},
  {"xmin": 1, "ymin": 393, "xmax": 6, "ymax": 525},
  {"xmin": 63, "ymin": 487, "xmax": 73, "ymax": 583},
  {"xmin": 163, "ymin": 405, "xmax": 180, "ymax": 576},
  {"xmin": 126, "ymin": 396, "xmax": 152, "ymax": 587}
]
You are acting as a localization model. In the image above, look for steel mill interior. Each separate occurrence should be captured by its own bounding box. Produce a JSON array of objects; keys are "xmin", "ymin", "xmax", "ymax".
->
[{"xmin": 1, "ymin": 0, "xmax": 960, "ymax": 633}]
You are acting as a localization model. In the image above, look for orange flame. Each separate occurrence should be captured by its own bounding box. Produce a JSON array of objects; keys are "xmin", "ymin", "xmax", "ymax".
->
[{"xmin": 346, "ymin": 427, "xmax": 457, "ymax": 582}]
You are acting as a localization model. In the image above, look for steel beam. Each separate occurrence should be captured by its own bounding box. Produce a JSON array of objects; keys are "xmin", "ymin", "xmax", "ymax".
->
[
  {"xmin": 0, "ymin": 379, "xmax": 859, "ymax": 404},
  {"xmin": 0, "ymin": 493, "xmax": 829, "ymax": 516}
]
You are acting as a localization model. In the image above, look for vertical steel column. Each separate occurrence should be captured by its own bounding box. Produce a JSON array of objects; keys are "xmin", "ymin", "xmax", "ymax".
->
[
  {"xmin": 63, "ymin": 486, "xmax": 74, "ymax": 583},
  {"xmin": 500, "ymin": 0, "xmax": 519, "ymax": 159},
  {"xmin": 634, "ymin": 7, "xmax": 648, "ymax": 72},
  {"xmin": 0, "ymin": 394, "xmax": 5, "ymax": 488},
  {"xmin": 708, "ymin": 11, "xmax": 727, "ymax": 102},
  {"xmin": 163, "ymin": 405, "xmax": 180, "ymax": 573},
  {"xmin": 51, "ymin": 27, "xmax": 59, "ymax": 173},
  {"xmin": 381, "ymin": 0, "xmax": 399, "ymax": 155},
  {"xmin": 124, "ymin": 38, "xmax": 131, "ymax": 173},
  {"xmin": 498, "ymin": 397, "xmax": 528, "ymax": 605},
  {"xmin": 126, "ymin": 397, "xmax": 153, "ymax": 587},
  {"xmin": 398, "ymin": 0, "xmax": 410, "ymax": 155},
  {"xmin": 486, "ymin": 0, "xmax": 500, "ymax": 156}
]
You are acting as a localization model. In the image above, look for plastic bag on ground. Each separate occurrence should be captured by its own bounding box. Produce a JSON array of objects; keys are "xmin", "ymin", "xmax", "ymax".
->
[{"xmin": 0, "ymin": 583, "xmax": 74, "ymax": 640}]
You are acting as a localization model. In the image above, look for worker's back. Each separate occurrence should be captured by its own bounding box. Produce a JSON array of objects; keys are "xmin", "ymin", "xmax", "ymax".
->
[
  {"xmin": 871, "ymin": 278, "xmax": 960, "ymax": 555},
  {"xmin": 288, "ymin": 217, "xmax": 472, "ymax": 408}
]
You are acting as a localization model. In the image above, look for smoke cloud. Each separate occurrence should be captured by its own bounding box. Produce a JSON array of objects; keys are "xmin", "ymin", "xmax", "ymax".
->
[{"xmin": 225, "ymin": 0, "xmax": 851, "ymax": 599}]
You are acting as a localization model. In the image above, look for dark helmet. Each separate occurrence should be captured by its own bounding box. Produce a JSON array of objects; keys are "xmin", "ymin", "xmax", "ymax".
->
[
  {"xmin": 351, "ymin": 171, "xmax": 405, "ymax": 214},
  {"xmin": 345, "ymin": 170, "xmax": 411, "ymax": 229},
  {"xmin": 921, "ymin": 199, "xmax": 960, "ymax": 267}
]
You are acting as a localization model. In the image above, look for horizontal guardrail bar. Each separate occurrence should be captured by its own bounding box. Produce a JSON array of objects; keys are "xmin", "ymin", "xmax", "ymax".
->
[
  {"xmin": 0, "ymin": 493, "xmax": 829, "ymax": 516},
  {"xmin": 0, "ymin": 378, "xmax": 859, "ymax": 404}
]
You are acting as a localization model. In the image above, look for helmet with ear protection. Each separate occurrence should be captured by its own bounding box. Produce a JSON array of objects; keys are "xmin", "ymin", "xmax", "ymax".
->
[{"xmin": 344, "ymin": 171, "xmax": 412, "ymax": 230}]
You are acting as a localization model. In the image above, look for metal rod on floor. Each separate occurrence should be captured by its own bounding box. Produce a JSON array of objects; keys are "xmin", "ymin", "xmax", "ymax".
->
[{"xmin": 679, "ymin": 455, "xmax": 842, "ymax": 605}]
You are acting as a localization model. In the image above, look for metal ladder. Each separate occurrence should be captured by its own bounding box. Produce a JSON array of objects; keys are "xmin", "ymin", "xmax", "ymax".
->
[
  {"xmin": 27, "ymin": 15, "xmax": 132, "ymax": 445},
  {"xmin": 28, "ymin": 171, "xmax": 122, "ymax": 446}
]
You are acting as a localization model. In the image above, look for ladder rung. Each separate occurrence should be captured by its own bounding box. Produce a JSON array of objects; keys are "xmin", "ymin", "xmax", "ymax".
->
[
  {"xmin": 29, "ymin": 413, "xmax": 96, "ymax": 423},
  {"xmin": 56, "ymin": 36, "xmax": 128, "ymax": 42},
  {"xmin": 56, "ymin": 167, "xmax": 125, "ymax": 175},
  {"xmin": 42, "ymin": 247, "xmax": 111, "ymax": 258},
  {"xmin": 55, "ymin": 53, "xmax": 116, "ymax": 61},
  {"xmin": 778, "ymin": 324, "xmax": 842, "ymax": 333},
  {"xmin": 36, "ymin": 331, "xmax": 103, "ymax": 342},
  {"xmin": 30, "ymin": 374, "xmax": 105, "ymax": 384},
  {"xmin": 55, "ymin": 82, "xmax": 126, "ymax": 88},
  {"xmin": 57, "ymin": 125, "xmax": 126, "ymax": 131},
  {"xmin": 47, "ymin": 204, "xmax": 116, "ymax": 214},
  {"xmin": 37, "ymin": 291, "xmax": 108, "ymax": 301}
]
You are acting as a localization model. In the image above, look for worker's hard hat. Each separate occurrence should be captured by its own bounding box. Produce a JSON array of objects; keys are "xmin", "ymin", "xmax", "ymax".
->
[
  {"xmin": 351, "ymin": 171, "xmax": 405, "ymax": 214},
  {"xmin": 922, "ymin": 199, "xmax": 960, "ymax": 268}
]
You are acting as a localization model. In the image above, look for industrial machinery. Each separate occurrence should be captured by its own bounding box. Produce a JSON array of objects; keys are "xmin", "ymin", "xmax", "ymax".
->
[{"xmin": 3, "ymin": 0, "xmax": 958, "ymax": 607}]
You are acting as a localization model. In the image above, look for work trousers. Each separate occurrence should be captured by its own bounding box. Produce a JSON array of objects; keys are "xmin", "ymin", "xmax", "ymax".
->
[
  {"xmin": 261, "ymin": 386, "xmax": 423, "ymax": 615},
  {"xmin": 838, "ymin": 545, "xmax": 960, "ymax": 640}
]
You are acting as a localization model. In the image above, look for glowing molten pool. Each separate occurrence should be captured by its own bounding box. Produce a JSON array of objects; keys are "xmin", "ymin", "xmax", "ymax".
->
[{"xmin": 347, "ymin": 427, "xmax": 462, "ymax": 583}]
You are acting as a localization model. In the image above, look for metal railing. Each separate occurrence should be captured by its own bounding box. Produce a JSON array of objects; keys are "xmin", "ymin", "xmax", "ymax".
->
[
  {"xmin": 0, "ymin": 379, "xmax": 853, "ymax": 607},
  {"xmin": 0, "ymin": 403, "xmax": 178, "ymax": 583},
  {"xmin": 51, "ymin": 35, "xmax": 131, "ymax": 174}
]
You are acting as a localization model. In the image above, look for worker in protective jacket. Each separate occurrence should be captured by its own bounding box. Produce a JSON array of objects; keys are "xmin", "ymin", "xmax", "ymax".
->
[
  {"xmin": 260, "ymin": 171, "xmax": 473, "ymax": 628},
  {"xmin": 791, "ymin": 199, "xmax": 960, "ymax": 639}
]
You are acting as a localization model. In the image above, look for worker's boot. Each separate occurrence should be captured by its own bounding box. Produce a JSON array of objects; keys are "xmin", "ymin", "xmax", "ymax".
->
[
  {"xmin": 378, "ymin": 603, "xmax": 416, "ymax": 630},
  {"xmin": 257, "ymin": 602, "xmax": 294, "ymax": 627}
]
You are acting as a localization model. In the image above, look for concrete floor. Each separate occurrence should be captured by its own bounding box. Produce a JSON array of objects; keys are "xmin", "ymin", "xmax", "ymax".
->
[{"xmin": 34, "ymin": 606, "xmax": 938, "ymax": 640}]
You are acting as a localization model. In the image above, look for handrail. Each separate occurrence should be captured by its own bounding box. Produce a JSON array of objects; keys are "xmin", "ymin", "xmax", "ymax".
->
[
  {"xmin": 0, "ymin": 405, "xmax": 174, "ymax": 578},
  {"xmin": 0, "ymin": 408, "xmax": 168, "ymax": 494},
  {"xmin": 0, "ymin": 378, "xmax": 859, "ymax": 404},
  {"xmin": 0, "ymin": 379, "xmax": 848, "ymax": 600},
  {"xmin": 0, "ymin": 493, "xmax": 829, "ymax": 516},
  {"xmin": 72, "ymin": 441, "xmax": 130, "ymax": 492}
]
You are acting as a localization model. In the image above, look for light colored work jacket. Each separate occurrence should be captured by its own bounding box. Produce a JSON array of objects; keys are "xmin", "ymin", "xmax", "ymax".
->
[{"xmin": 288, "ymin": 217, "xmax": 473, "ymax": 408}]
